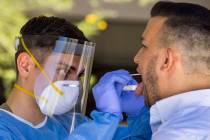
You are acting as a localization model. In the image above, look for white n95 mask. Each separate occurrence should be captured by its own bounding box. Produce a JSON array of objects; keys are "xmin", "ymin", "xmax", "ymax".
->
[{"xmin": 35, "ymin": 80, "xmax": 80, "ymax": 116}]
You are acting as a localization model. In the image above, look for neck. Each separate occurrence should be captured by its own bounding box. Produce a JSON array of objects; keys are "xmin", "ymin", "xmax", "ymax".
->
[
  {"xmin": 6, "ymin": 83, "xmax": 45, "ymax": 125},
  {"xmin": 164, "ymin": 75, "xmax": 210, "ymax": 98}
]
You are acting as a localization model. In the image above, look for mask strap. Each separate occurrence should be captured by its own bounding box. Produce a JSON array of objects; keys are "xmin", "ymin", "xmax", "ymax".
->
[
  {"xmin": 14, "ymin": 84, "xmax": 48, "ymax": 103},
  {"xmin": 20, "ymin": 37, "xmax": 64, "ymax": 96}
]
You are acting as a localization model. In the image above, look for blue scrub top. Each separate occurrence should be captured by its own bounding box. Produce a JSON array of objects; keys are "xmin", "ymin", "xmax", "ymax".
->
[
  {"xmin": 68, "ymin": 107, "xmax": 152, "ymax": 140},
  {"xmin": 0, "ymin": 107, "xmax": 152, "ymax": 140},
  {"xmin": 0, "ymin": 109, "xmax": 69, "ymax": 140},
  {"xmin": 114, "ymin": 107, "xmax": 152, "ymax": 140}
]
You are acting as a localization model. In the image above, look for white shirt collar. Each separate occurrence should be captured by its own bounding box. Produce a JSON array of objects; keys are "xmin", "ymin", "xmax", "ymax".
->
[
  {"xmin": 150, "ymin": 89, "xmax": 210, "ymax": 132},
  {"xmin": 0, "ymin": 109, "xmax": 48, "ymax": 129}
]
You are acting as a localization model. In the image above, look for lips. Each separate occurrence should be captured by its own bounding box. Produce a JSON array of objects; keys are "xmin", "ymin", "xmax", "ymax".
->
[{"xmin": 135, "ymin": 82, "xmax": 144, "ymax": 96}]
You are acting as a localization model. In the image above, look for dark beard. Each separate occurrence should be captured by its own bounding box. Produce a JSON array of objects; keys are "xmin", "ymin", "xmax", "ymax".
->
[{"xmin": 144, "ymin": 56, "xmax": 161, "ymax": 107}]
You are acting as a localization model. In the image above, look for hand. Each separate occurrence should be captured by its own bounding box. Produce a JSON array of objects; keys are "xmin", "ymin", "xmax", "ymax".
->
[
  {"xmin": 92, "ymin": 69, "xmax": 133, "ymax": 119},
  {"xmin": 120, "ymin": 82, "xmax": 145, "ymax": 117}
]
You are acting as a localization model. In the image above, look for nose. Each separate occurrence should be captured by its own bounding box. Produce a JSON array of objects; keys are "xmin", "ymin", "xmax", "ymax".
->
[
  {"xmin": 134, "ymin": 50, "xmax": 142, "ymax": 74},
  {"xmin": 65, "ymin": 73, "xmax": 78, "ymax": 81},
  {"xmin": 134, "ymin": 49, "xmax": 141, "ymax": 64},
  {"xmin": 71, "ymin": 75, "xmax": 78, "ymax": 81},
  {"xmin": 134, "ymin": 53, "xmax": 139, "ymax": 64}
]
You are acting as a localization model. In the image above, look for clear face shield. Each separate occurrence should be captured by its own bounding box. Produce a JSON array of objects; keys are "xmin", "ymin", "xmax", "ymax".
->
[{"xmin": 15, "ymin": 35, "xmax": 95, "ymax": 132}]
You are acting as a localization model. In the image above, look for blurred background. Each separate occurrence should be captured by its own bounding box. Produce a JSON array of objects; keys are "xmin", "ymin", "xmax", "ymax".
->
[{"xmin": 0, "ymin": 0, "xmax": 210, "ymax": 115}]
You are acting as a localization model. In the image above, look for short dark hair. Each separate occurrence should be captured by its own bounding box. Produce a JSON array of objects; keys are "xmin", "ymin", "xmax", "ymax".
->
[
  {"xmin": 151, "ymin": 1, "xmax": 210, "ymax": 21},
  {"xmin": 150, "ymin": 1, "xmax": 210, "ymax": 74},
  {"xmin": 15, "ymin": 16, "xmax": 88, "ymax": 76},
  {"xmin": 20, "ymin": 16, "xmax": 88, "ymax": 41}
]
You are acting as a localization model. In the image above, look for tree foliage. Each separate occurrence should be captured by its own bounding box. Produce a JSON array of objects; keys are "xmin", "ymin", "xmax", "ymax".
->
[
  {"xmin": 0, "ymin": 0, "xmax": 156, "ymax": 97},
  {"xmin": 0, "ymin": 0, "xmax": 107, "ymax": 97}
]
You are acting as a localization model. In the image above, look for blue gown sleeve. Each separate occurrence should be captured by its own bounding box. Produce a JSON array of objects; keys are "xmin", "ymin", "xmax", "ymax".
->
[
  {"xmin": 67, "ymin": 110, "xmax": 121, "ymax": 140},
  {"xmin": 113, "ymin": 106, "xmax": 152, "ymax": 140},
  {"xmin": 54, "ymin": 112, "xmax": 89, "ymax": 132}
]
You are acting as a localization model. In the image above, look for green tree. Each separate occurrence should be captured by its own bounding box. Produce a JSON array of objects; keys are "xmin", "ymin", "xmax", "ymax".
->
[
  {"xmin": 0, "ymin": 0, "xmax": 108, "ymax": 97},
  {"xmin": 0, "ymin": 0, "xmax": 155, "ymax": 97}
]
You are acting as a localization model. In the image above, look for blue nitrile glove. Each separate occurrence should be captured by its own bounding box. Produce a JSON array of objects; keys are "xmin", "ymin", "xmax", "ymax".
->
[
  {"xmin": 93, "ymin": 69, "xmax": 134, "ymax": 120},
  {"xmin": 120, "ymin": 80, "xmax": 145, "ymax": 117}
]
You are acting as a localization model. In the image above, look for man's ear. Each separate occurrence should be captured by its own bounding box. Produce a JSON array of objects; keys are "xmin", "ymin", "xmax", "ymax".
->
[
  {"xmin": 17, "ymin": 52, "xmax": 35, "ymax": 78},
  {"xmin": 159, "ymin": 47, "xmax": 177, "ymax": 73}
]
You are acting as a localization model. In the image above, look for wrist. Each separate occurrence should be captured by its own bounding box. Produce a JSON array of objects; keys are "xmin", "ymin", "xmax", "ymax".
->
[{"xmin": 98, "ymin": 109, "xmax": 123, "ymax": 121}]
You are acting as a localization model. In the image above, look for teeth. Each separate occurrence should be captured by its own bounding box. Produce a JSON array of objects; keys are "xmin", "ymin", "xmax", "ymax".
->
[{"xmin": 123, "ymin": 85, "xmax": 137, "ymax": 91}]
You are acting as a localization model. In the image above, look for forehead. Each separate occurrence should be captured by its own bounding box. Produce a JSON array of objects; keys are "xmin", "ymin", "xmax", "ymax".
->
[
  {"xmin": 142, "ymin": 16, "xmax": 167, "ymax": 46},
  {"xmin": 56, "ymin": 53, "xmax": 81, "ymax": 63}
]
